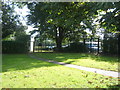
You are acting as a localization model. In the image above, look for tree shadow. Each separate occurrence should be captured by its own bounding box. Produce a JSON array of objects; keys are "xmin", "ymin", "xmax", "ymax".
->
[
  {"xmin": 34, "ymin": 52, "xmax": 90, "ymax": 63},
  {"xmin": 2, "ymin": 54, "xmax": 58, "ymax": 72},
  {"xmin": 34, "ymin": 52, "xmax": 118, "ymax": 64},
  {"xmin": 65, "ymin": 61, "xmax": 75, "ymax": 64},
  {"xmin": 88, "ymin": 54, "xmax": 119, "ymax": 63},
  {"xmin": 107, "ymin": 84, "xmax": 120, "ymax": 89}
]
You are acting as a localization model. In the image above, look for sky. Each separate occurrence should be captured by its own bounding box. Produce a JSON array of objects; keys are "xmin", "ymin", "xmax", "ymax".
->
[{"xmin": 14, "ymin": 5, "xmax": 38, "ymax": 36}]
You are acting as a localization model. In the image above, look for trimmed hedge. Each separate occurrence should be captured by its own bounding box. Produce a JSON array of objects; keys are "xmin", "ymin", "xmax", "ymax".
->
[{"xmin": 2, "ymin": 41, "xmax": 29, "ymax": 54}]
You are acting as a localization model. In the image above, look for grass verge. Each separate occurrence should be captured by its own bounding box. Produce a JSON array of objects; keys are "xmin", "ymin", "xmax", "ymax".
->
[
  {"xmin": 2, "ymin": 54, "xmax": 119, "ymax": 88},
  {"xmin": 34, "ymin": 53, "xmax": 119, "ymax": 71}
]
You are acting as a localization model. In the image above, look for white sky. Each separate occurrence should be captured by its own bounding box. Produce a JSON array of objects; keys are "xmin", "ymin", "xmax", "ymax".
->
[{"xmin": 14, "ymin": 5, "xmax": 38, "ymax": 35}]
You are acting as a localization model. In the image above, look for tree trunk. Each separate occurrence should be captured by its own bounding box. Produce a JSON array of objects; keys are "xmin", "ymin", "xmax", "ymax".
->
[
  {"xmin": 118, "ymin": 32, "xmax": 120, "ymax": 58},
  {"xmin": 55, "ymin": 26, "xmax": 64, "ymax": 52},
  {"xmin": 56, "ymin": 38, "xmax": 62, "ymax": 52}
]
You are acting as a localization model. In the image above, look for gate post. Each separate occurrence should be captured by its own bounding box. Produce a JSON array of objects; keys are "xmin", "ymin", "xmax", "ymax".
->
[
  {"xmin": 33, "ymin": 41, "xmax": 35, "ymax": 53},
  {"xmin": 98, "ymin": 38, "xmax": 99, "ymax": 54},
  {"xmin": 90, "ymin": 37, "xmax": 92, "ymax": 53},
  {"xmin": 30, "ymin": 36, "xmax": 35, "ymax": 53},
  {"xmin": 83, "ymin": 38, "xmax": 85, "ymax": 46}
]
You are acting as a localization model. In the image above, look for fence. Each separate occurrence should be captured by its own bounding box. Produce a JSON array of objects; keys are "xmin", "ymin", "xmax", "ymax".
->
[{"xmin": 30, "ymin": 37, "xmax": 103, "ymax": 54}]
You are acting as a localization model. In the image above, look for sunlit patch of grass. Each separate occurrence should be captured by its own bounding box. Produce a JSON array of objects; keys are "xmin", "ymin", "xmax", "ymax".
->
[
  {"xmin": 2, "ymin": 54, "xmax": 119, "ymax": 88},
  {"xmin": 35, "ymin": 53, "xmax": 119, "ymax": 71}
]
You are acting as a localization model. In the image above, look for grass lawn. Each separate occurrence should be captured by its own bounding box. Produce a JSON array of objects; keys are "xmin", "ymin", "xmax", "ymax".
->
[
  {"xmin": 34, "ymin": 53, "xmax": 119, "ymax": 72},
  {"xmin": 2, "ymin": 54, "xmax": 119, "ymax": 88}
]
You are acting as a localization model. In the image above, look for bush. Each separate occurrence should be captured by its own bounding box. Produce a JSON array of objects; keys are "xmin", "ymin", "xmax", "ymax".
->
[
  {"xmin": 62, "ymin": 42, "xmax": 88, "ymax": 53},
  {"xmin": 102, "ymin": 37, "xmax": 118, "ymax": 55},
  {"xmin": 16, "ymin": 35, "xmax": 30, "ymax": 43},
  {"xmin": 2, "ymin": 41, "xmax": 29, "ymax": 54}
]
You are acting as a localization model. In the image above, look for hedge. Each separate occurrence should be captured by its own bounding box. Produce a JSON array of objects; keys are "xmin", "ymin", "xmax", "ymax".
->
[
  {"xmin": 102, "ymin": 37, "xmax": 118, "ymax": 55},
  {"xmin": 62, "ymin": 42, "xmax": 88, "ymax": 53},
  {"xmin": 2, "ymin": 41, "xmax": 29, "ymax": 54}
]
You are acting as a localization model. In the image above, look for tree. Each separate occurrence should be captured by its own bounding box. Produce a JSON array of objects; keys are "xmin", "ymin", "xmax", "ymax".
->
[
  {"xmin": 100, "ymin": 2, "xmax": 119, "ymax": 32},
  {"xmin": 2, "ymin": 2, "xmax": 26, "ymax": 39},
  {"xmin": 92, "ymin": 2, "xmax": 120, "ymax": 55},
  {"xmin": 15, "ymin": 25, "xmax": 29, "ymax": 42},
  {"xmin": 90, "ymin": 2, "xmax": 120, "ymax": 37},
  {"xmin": 27, "ymin": 2, "xmax": 97, "ymax": 51},
  {"xmin": 2, "ymin": 2, "xmax": 17, "ymax": 39}
]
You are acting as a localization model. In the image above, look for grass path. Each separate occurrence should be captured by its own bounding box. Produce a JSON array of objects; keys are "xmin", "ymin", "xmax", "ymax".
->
[
  {"xmin": 34, "ymin": 53, "xmax": 119, "ymax": 71},
  {"xmin": 2, "ymin": 54, "xmax": 119, "ymax": 88}
]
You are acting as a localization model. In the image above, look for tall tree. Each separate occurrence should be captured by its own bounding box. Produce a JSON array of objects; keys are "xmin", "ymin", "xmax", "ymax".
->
[
  {"xmin": 93, "ymin": 2, "xmax": 120, "ymax": 36},
  {"xmin": 96, "ymin": 2, "xmax": 120, "ymax": 55},
  {"xmin": 2, "ymin": 2, "xmax": 26, "ymax": 39},
  {"xmin": 2, "ymin": 2, "xmax": 17, "ymax": 39},
  {"xmin": 27, "ymin": 2, "xmax": 96, "ymax": 51}
]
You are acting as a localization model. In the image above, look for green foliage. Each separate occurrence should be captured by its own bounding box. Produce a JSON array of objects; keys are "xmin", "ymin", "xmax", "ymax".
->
[
  {"xmin": 2, "ymin": 23, "xmax": 30, "ymax": 54},
  {"xmin": 96, "ymin": 2, "xmax": 120, "ymax": 32},
  {"xmin": 27, "ymin": 2, "xmax": 97, "ymax": 51},
  {"xmin": 2, "ymin": 2, "xmax": 18, "ymax": 39},
  {"xmin": 15, "ymin": 34, "xmax": 30, "ymax": 43},
  {"xmin": 2, "ymin": 2, "xmax": 27, "ymax": 39},
  {"xmin": 63, "ymin": 42, "xmax": 88, "ymax": 53},
  {"xmin": 103, "ymin": 37, "xmax": 118, "ymax": 55},
  {"xmin": 27, "ymin": 2, "xmax": 120, "ymax": 52},
  {"xmin": 2, "ymin": 41, "xmax": 29, "ymax": 53}
]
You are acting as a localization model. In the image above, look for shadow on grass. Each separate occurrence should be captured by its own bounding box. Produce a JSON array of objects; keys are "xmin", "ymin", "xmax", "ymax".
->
[
  {"xmin": 34, "ymin": 52, "xmax": 118, "ymax": 64},
  {"xmin": 107, "ymin": 84, "xmax": 120, "ymax": 89},
  {"xmin": 2, "ymin": 54, "xmax": 58, "ymax": 72},
  {"xmin": 89, "ymin": 54, "xmax": 118, "ymax": 63}
]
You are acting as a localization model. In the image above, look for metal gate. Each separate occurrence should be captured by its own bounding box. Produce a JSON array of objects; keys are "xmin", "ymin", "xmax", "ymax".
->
[
  {"xmin": 84, "ymin": 37, "xmax": 102, "ymax": 53},
  {"xmin": 30, "ymin": 37, "xmax": 102, "ymax": 53},
  {"xmin": 32, "ymin": 38, "xmax": 56, "ymax": 53}
]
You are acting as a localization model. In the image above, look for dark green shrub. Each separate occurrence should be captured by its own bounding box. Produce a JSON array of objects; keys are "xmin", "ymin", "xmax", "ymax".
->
[
  {"xmin": 2, "ymin": 41, "xmax": 29, "ymax": 53},
  {"xmin": 103, "ymin": 37, "xmax": 118, "ymax": 55},
  {"xmin": 63, "ymin": 42, "xmax": 88, "ymax": 53}
]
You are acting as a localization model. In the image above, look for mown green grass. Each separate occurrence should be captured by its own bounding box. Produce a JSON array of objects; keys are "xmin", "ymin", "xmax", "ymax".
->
[
  {"xmin": 34, "ymin": 53, "xmax": 119, "ymax": 71},
  {"xmin": 2, "ymin": 54, "xmax": 119, "ymax": 88}
]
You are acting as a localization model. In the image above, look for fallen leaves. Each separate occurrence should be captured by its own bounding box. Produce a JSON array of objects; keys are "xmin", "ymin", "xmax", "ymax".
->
[
  {"xmin": 109, "ymin": 76, "xmax": 113, "ymax": 78},
  {"xmin": 95, "ymin": 86, "xmax": 100, "ymax": 88},
  {"xmin": 24, "ymin": 75, "xmax": 30, "ymax": 78},
  {"xmin": 88, "ymin": 81, "xmax": 93, "ymax": 84},
  {"xmin": 105, "ymin": 78, "xmax": 109, "ymax": 80},
  {"xmin": 100, "ymin": 79, "xmax": 104, "ymax": 83}
]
